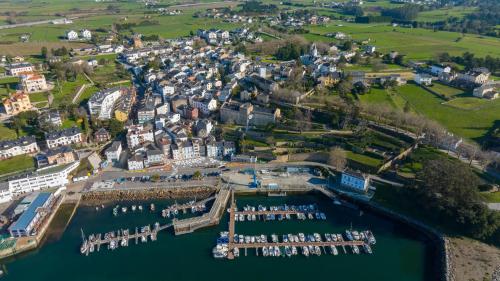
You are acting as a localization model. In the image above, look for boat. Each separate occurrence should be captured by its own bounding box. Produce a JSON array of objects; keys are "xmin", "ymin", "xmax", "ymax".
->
[
  {"xmin": 113, "ymin": 207, "xmax": 118, "ymax": 216},
  {"xmin": 233, "ymin": 247, "xmax": 240, "ymax": 257},
  {"xmin": 80, "ymin": 240, "xmax": 88, "ymax": 254},
  {"xmin": 351, "ymin": 245, "xmax": 360, "ymax": 254},
  {"xmin": 302, "ymin": 246, "xmax": 309, "ymax": 257},
  {"xmin": 345, "ymin": 230, "xmax": 353, "ymax": 241},
  {"xmin": 131, "ymin": 205, "xmax": 137, "ymax": 212},
  {"xmin": 271, "ymin": 234, "xmax": 278, "ymax": 243},
  {"xmin": 365, "ymin": 230, "xmax": 376, "ymax": 245},
  {"xmin": 363, "ymin": 244, "xmax": 373, "ymax": 254},
  {"xmin": 121, "ymin": 207, "xmax": 127, "ymax": 213},
  {"xmin": 138, "ymin": 205, "xmax": 143, "ymax": 211},
  {"xmin": 89, "ymin": 243, "xmax": 95, "ymax": 253},
  {"xmin": 291, "ymin": 246, "xmax": 298, "ymax": 256},
  {"xmin": 262, "ymin": 247, "xmax": 269, "ymax": 257},
  {"xmin": 325, "ymin": 233, "xmax": 332, "ymax": 242},
  {"xmin": 285, "ymin": 246, "xmax": 292, "ymax": 257},
  {"xmin": 141, "ymin": 235, "xmax": 147, "ymax": 243},
  {"xmin": 298, "ymin": 233, "xmax": 305, "ymax": 242},
  {"xmin": 239, "ymin": 234, "xmax": 244, "ymax": 243},
  {"xmin": 320, "ymin": 213, "xmax": 327, "ymax": 220},
  {"xmin": 282, "ymin": 234, "xmax": 288, "ymax": 243},
  {"xmin": 352, "ymin": 231, "xmax": 360, "ymax": 240},
  {"xmin": 330, "ymin": 245, "xmax": 338, "ymax": 256},
  {"xmin": 308, "ymin": 213, "xmax": 314, "ymax": 219},
  {"xmin": 150, "ymin": 204, "xmax": 155, "ymax": 212},
  {"xmin": 314, "ymin": 246, "xmax": 321, "ymax": 256}
]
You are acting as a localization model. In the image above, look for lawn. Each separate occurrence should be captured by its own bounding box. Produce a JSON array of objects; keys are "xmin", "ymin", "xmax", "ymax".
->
[
  {"xmin": 358, "ymin": 87, "xmax": 407, "ymax": 110},
  {"xmin": 50, "ymin": 75, "xmax": 89, "ymax": 106},
  {"xmin": 428, "ymin": 82, "xmax": 467, "ymax": 98},
  {"xmin": 395, "ymin": 83, "xmax": 500, "ymax": 141},
  {"xmin": 481, "ymin": 192, "xmax": 500, "ymax": 203},
  {"xmin": 345, "ymin": 150, "xmax": 383, "ymax": 168},
  {"xmin": 305, "ymin": 22, "xmax": 500, "ymax": 60},
  {"xmin": 0, "ymin": 123, "xmax": 18, "ymax": 141},
  {"xmin": 416, "ymin": 6, "xmax": 476, "ymax": 23},
  {"xmin": 0, "ymin": 155, "xmax": 35, "ymax": 176}
]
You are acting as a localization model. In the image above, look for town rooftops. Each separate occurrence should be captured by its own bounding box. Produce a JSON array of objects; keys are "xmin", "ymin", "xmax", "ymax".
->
[
  {"xmin": 106, "ymin": 141, "xmax": 122, "ymax": 153},
  {"xmin": 45, "ymin": 127, "xmax": 82, "ymax": 141},
  {"xmin": 88, "ymin": 87, "xmax": 126, "ymax": 104},
  {"xmin": 45, "ymin": 145, "xmax": 73, "ymax": 157},
  {"xmin": 8, "ymin": 192, "xmax": 52, "ymax": 232}
]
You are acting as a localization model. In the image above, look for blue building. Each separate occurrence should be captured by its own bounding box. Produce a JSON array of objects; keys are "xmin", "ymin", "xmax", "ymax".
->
[{"xmin": 8, "ymin": 192, "xmax": 54, "ymax": 238}]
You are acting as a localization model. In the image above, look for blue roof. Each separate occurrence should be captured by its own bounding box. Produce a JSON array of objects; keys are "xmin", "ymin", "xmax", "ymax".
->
[{"xmin": 9, "ymin": 193, "xmax": 52, "ymax": 232}]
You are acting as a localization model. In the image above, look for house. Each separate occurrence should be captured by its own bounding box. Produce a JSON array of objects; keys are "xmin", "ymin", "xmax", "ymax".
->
[
  {"xmin": 114, "ymin": 88, "xmax": 136, "ymax": 122},
  {"xmin": 94, "ymin": 128, "xmax": 110, "ymax": 143},
  {"xmin": 473, "ymin": 82, "xmax": 499, "ymax": 99},
  {"xmin": 105, "ymin": 141, "xmax": 122, "ymax": 163},
  {"xmin": 457, "ymin": 70, "xmax": 490, "ymax": 85},
  {"xmin": 190, "ymin": 97, "xmax": 217, "ymax": 115},
  {"xmin": 340, "ymin": 170, "xmax": 370, "ymax": 192},
  {"xmin": 195, "ymin": 119, "xmax": 213, "ymax": 137},
  {"xmin": 0, "ymin": 184, "xmax": 12, "ymax": 203},
  {"xmin": 126, "ymin": 124, "xmax": 154, "ymax": 149},
  {"xmin": 220, "ymin": 101, "xmax": 280, "ymax": 126},
  {"xmin": 128, "ymin": 153, "xmax": 145, "ymax": 170},
  {"xmin": 66, "ymin": 30, "xmax": 78, "ymax": 41},
  {"xmin": 7, "ymin": 161, "xmax": 79, "ymax": 195},
  {"xmin": 430, "ymin": 64, "xmax": 451, "ymax": 76},
  {"xmin": 6, "ymin": 62, "xmax": 34, "ymax": 76},
  {"xmin": 145, "ymin": 149, "xmax": 165, "ymax": 167},
  {"xmin": 45, "ymin": 146, "xmax": 76, "ymax": 166},
  {"xmin": 414, "ymin": 73, "xmax": 432, "ymax": 86},
  {"xmin": 20, "ymin": 72, "xmax": 47, "ymax": 93},
  {"xmin": 45, "ymin": 127, "xmax": 83, "ymax": 149},
  {"xmin": 8, "ymin": 192, "xmax": 55, "ymax": 237},
  {"xmin": 38, "ymin": 111, "xmax": 62, "ymax": 127},
  {"xmin": 2, "ymin": 92, "xmax": 33, "ymax": 115},
  {"xmin": 363, "ymin": 45, "xmax": 376, "ymax": 54},
  {"xmin": 0, "ymin": 136, "xmax": 39, "ymax": 159},
  {"xmin": 137, "ymin": 98, "xmax": 156, "ymax": 124},
  {"xmin": 80, "ymin": 29, "xmax": 92, "ymax": 40}
]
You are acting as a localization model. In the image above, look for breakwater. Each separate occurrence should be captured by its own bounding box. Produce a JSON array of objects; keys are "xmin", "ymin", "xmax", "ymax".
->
[{"xmin": 81, "ymin": 186, "xmax": 216, "ymax": 205}]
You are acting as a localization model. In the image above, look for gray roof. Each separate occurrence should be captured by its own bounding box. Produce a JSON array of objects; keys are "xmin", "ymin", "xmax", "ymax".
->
[
  {"xmin": 0, "ymin": 136, "xmax": 36, "ymax": 150},
  {"xmin": 45, "ymin": 127, "xmax": 82, "ymax": 141}
]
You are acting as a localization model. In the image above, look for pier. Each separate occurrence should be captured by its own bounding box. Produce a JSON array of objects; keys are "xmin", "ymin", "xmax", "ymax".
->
[
  {"xmin": 161, "ymin": 195, "xmax": 215, "ymax": 217},
  {"xmin": 173, "ymin": 187, "xmax": 230, "ymax": 235}
]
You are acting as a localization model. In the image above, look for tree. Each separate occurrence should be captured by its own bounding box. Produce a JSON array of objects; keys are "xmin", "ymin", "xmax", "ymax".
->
[
  {"xmin": 41, "ymin": 46, "xmax": 48, "ymax": 59},
  {"xmin": 328, "ymin": 147, "xmax": 347, "ymax": 170},
  {"xmin": 193, "ymin": 171, "xmax": 202, "ymax": 180},
  {"xmin": 337, "ymin": 80, "xmax": 352, "ymax": 96},
  {"xmin": 108, "ymin": 118, "xmax": 124, "ymax": 138},
  {"xmin": 403, "ymin": 101, "xmax": 411, "ymax": 113},
  {"xmin": 151, "ymin": 174, "xmax": 160, "ymax": 182}
]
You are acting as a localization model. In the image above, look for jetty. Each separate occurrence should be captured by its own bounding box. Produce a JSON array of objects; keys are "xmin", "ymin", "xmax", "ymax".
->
[
  {"xmin": 173, "ymin": 188, "xmax": 230, "ymax": 235},
  {"xmin": 161, "ymin": 195, "xmax": 215, "ymax": 217}
]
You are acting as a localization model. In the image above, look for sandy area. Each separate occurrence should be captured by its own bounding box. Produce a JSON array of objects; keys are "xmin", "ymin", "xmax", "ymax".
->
[{"xmin": 448, "ymin": 237, "xmax": 500, "ymax": 281}]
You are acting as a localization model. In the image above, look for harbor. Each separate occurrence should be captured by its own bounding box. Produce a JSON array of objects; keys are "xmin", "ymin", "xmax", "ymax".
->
[{"xmin": 1, "ymin": 193, "xmax": 434, "ymax": 281}]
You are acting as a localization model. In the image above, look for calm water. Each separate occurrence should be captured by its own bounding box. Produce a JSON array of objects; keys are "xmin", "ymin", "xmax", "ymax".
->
[{"xmin": 2, "ymin": 194, "xmax": 436, "ymax": 281}]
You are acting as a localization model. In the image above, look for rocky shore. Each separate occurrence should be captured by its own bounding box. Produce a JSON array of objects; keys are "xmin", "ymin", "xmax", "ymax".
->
[{"xmin": 81, "ymin": 186, "xmax": 216, "ymax": 205}]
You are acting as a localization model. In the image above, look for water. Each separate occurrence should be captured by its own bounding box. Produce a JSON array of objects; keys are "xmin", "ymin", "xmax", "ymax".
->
[{"xmin": 2, "ymin": 194, "xmax": 435, "ymax": 281}]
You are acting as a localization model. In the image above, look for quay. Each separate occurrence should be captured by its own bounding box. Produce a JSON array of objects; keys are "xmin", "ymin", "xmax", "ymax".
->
[
  {"xmin": 161, "ymin": 195, "xmax": 215, "ymax": 216},
  {"xmin": 228, "ymin": 240, "xmax": 365, "ymax": 249}
]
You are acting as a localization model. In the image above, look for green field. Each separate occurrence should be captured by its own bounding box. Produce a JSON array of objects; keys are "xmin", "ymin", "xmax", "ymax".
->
[
  {"xmin": 396, "ymin": 84, "xmax": 500, "ymax": 140},
  {"xmin": 0, "ymin": 155, "xmax": 35, "ymax": 176},
  {"xmin": 416, "ymin": 6, "xmax": 476, "ymax": 23},
  {"xmin": 305, "ymin": 22, "xmax": 500, "ymax": 60},
  {"xmin": 428, "ymin": 82, "xmax": 467, "ymax": 98},
  {"xmin": 0, "ymin": 123, "xmax": 18, "ymax": 141}
]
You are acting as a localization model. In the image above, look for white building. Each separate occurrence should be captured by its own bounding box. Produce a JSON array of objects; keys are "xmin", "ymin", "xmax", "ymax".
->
[
  {"xmin": 414, "ymin": 73, "xmax": 432, "ymax": 86},
  {"xmin": 430, "ymin": 65, "xmax": 451, "ymax": 76},
  {"xmin": 45, "ymin": 127, "xmax": 83, "ymax": 149},
  {"xmin": 88, "ymin": 87, "xmax": 124, "ymax": 120},
  {"xmin": 191, "ymin": 97, "xmax": 217, "ymax": 115},
  {"xmin": 80, "ymin": 29, "xmax": 92, "ymax": 40},
  {"xmin": 7, "ymin": 161, "xmax": 79, "ymax": 195},
  {"xmin": 105, "ymin": 141, "xmax": 122, "ymax": 163},
  {"xmin": 66, "ymin": 30, "xmax": 78, "ymax": 41},
  {"xmin": 0, "ymin": 184, "xmax": 13, "ymax": 203},
  {"xmin": 126, "ymin": 124, "xmax": 154, "ymax": 149},
  {"xmin": 0, "ymin": 136, "xmax": 39, "ymax": 159},
  {"xmin": 7, "ymin": 62, "xmax": 34, "ymax": 76},
  {"xmin": 20, "ymin": 72, "xmax": 48, "ymax": 93},
  {"xmin": 127, "ymin": 154, "xmax": 145, "ymax": 170},
  {"xmin": 340, "ymin": 171, "xmax": 370, "ymax": 192}
]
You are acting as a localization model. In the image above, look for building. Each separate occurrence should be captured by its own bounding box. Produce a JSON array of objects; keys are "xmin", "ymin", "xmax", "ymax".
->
[
  {"xmin": 340, "ymin": 171, "xmax": 371, "ymax": 192},
  {"xmin": 457, "ymin": 70, "xmax": 490, "ymax": 85},
  {"xmin": 0, "ymin": 136, "xmax": 39, "ymax": 159},
  {"xmin": 8, "ymin": 192, "xmax": 55, "ymax": 237},
  {"xmin": 20, "ymin": 72, "xmax": 48, "ymax": 93},
  {"xmin": 88, "ymin": 87, "xmax": 126, "ymax": 120},
  {"xmin": 220, "ymin": 101, "xmax": 279, "ymax": 126},
  {"xmin": 39, "ymin": 111, "xmax": 62, "ymax": 127},
  {"xmin": 80, "ymin": 29, "xmax": 92, "ymax": 40},
  {"xmin": 473, "ymin": 82, "xmax": 499, "ymax": 99},
  {"xmin": 45, "ymin": 127, "xmax": 83, "ymax": 149},
  {"xmin": 7, "ymin": 161, "xmax": 79, "ymax": 195},
  {"xmin": 145, "ymin": 149, "xmax": 165, "ymax": 167},
  {"xmin": 114, "ymin": 88, "xmax": 136, "ymax": 122},
  {"xmin": 430, "ymin": 65, "xmax": 451, "ymax": 76},
  {"xmin": 126, "ymin": 124, "xmax": 154, "ymax": 149},
  {"xmin": 94, "ymin": 128, "xmax": 110, "ymax": 143},
  {"xmin": 7, "ymin": 62, "xmax": 34, "ymax": 76},
  {"xmin": 105, "ymin": 141, "xmax": 122, "ymax": 163},
  {"xmin": 66, "ymin": 30, "xmax": 78, "ymax": 40},
  {"xmin": 0, "ymin": 183, "xmax": 12, "ymax": 203},
  {"xmin": 414, "ymin": 73, "xmax": 432, "ymax": 86},
  {"xmin": 2, "ymin": 92, "xmax": 32, "ymax": 115},
  {"xmin": 191, "ymin": 97, "xmax": 217, "ymax": 115},
  {"xmin": 45, "ymin": 146, "xmax": 76, "ymax": 166},
  {"xmin": 137, "ymin": 98, "xmax": 156, "ymax": 124},
  {"xmin": 127, "ymin": 153, "xmax": 145, "ymax": 170}
]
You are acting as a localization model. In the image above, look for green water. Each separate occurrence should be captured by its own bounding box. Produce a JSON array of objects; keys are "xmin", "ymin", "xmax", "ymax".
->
[{"xmin": 2, "ymin": 194, "xmax": 436, "ymax": 281}]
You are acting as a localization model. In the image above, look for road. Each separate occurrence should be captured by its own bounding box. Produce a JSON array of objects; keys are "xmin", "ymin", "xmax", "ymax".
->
[{"xmin": 0, "ymin": 17, "xmax": 73, "ymax": 30}]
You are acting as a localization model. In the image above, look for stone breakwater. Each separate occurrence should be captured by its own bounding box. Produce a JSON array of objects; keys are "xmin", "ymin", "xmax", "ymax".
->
[
  {"xmin": 493, "ymin": 266, "xmax": 500, "ymax": 281},
  {"xmin": 81, "ymin": 186, "xmax": 216, "ymax": 205}
]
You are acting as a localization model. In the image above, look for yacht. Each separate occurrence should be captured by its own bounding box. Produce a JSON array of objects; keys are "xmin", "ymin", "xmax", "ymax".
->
[
  {"xmin": 138, "ymin": 205, "xmax": 143, "ymax": 211},
  {"xmin": 351, "ymin": 245, "xmax": 360, "ymax": 254},
  {"xmin": 239, "ymin": 234, "xmax": 244, "ymax": 243},
  {"xmin": 352, "ymin": 231, "xmax": 361, "ymax": 240},
  {"xmin": 233, "ymin": 247, "xmax": 240, "ymax": 257},
  {"xmin": 282, "ymin": 234, "xmax": 288, "ymax": 243},
  {"xmin": 271, "ymin": 234, "xmax": 278, "ymax": 243},
  {"xmin": 122, "ymin": 207, "xmax": 127, "ymax": 213},
  {"xmin": 314, "ymin": 246, "xmax": 321, "ymax": 256},
  {"xmin": 150, "ymin": 204, "xmax": 155, "ymax": 212},
  {"xmin": 80, "ymin": 240, "xmax": 88, "ymax": 254},
  {"xmin": 363, "ymin": 244, "xmax": 373, "ymax": 254},
  {"xmin": 330, "ymin": 245, "xmax": 338, "ymax": 256},
  {"xmin": 291, "ymin": 246, "xmax": 298, "ymax": 256},
  {"xmin": 365, "ymin": 230, "xmax": 376, "ymax": 245},
  {"xmin": 302, "ymin": 246, "xmax": 309, "ymax": 257},
  {"xmin": 131, "ymin": 205, "xmax": 137, "ymax": 212},
  {"xmin": 262, "ymin": 247, "xmax": 269, "ymax": 257},
  {"xmin": 345, "ymin": 230, "xmax": 353, "ymax": 241},
  {"xmin": 298, "ymin": 233, "xmax": 305, "ymax": 242},
  {"xmin": 325, "ymin": 233, "xmax": 332, "ymax": 242},
  {"xmin": 285, "ymin": 246, "xmax": 292, "ymax": 257}
]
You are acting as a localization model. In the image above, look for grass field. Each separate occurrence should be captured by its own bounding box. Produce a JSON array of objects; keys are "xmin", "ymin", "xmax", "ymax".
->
[
  {"xmin": 428, "ymin": 82, "xmax": 467, "ymax": 98},
  {"xmin": 481, "ymin": 192, "xmax": 500, "ymax": 203},
  {"xmin": 0, "ymin": 155, "xmax": 35, "ymax": 176},
  {"xmin": 396, "ymin": 84, "xmax": 500, "ymax": 140},
  {"xmin": 416, "ymin": 6, "xmax": 476, "ymax": 23},
  {"xmin": 0, "ymin": 123, "xmax": 18, "ymax": 141},
  {"xmin": 305, "ymin": 22, "xmax": 500, "ymax": 60}
]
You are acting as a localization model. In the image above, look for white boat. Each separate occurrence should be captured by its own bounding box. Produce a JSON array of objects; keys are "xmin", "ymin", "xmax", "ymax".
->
[
  {"xmin": 351, "ymin": 245, "xmax": 360, "ymax": 254},
  {"xmin": 314, "ymin": 246, "xmax": 321, "ymax": 256},
  {"xmin": 80, "ymin": 240, "xmax": 88, "ymax": 254},
  {"xmin": 121, "ymin": 207, "xmax": 127, "ymax": 213},
  {"xmin": 262, "ymin": 247, "xmax": 269, "ymax": 257},
  {"xmin": 363, "ymin": 244, "xmax": 373, "ymax": 254},
  {"xmin": 291, "ymin": 246, "xmax": 298, "ymax": 256},
  {"xmin": 150, "ymin": 204, "xmax": 155, "ymax": 212},
  {"xmin": 233, "ymin": 247, "xmax": 240, "ymax": 257},
  {"xmin": 131, "ymin": 205, "xmax": 137, "ymax": 212},
  {"xmin": 302, "ymin": 246, "xmax": 309, "ymax": 257},
  {"xmin": 141, "ymin": 235, "xmax": 147, "ymax": 243},
  {"xmin": 138, "ymin": 205, "xmax": 143, "ymax": 211},
  {"xmin": 298, "ymin": 233, "xmax": 305, "ymax": 242},
  {"xmin": 330, "ymin": 245, "xmax": 338, "ymax": 255}
]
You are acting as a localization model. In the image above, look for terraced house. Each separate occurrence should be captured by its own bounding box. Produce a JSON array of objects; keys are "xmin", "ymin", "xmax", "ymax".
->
[
  {"xmin": 45, "ymin": 127, "xmax": 84, "ymax": 149},
  {"xmin": 0, "ymin": 136, "xmax": 39, "ymax": 159}
]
